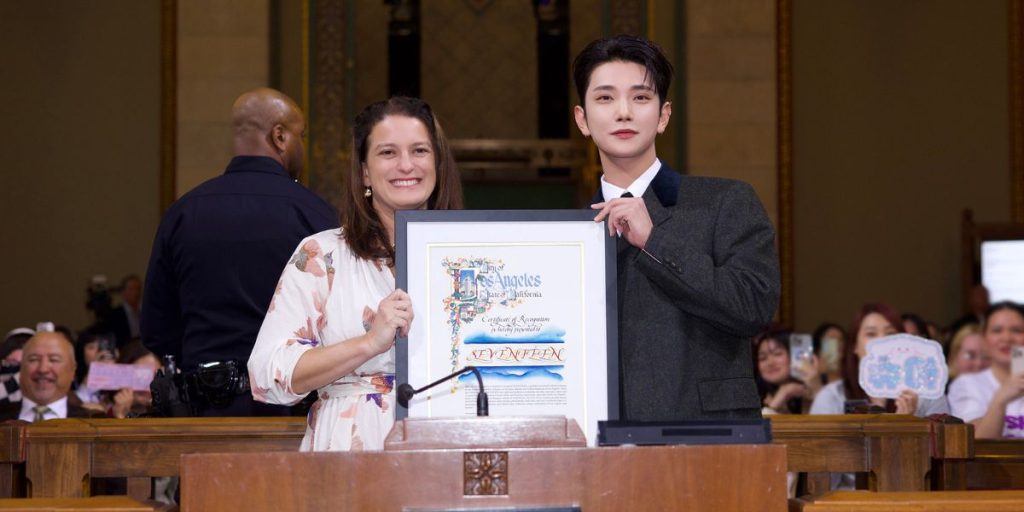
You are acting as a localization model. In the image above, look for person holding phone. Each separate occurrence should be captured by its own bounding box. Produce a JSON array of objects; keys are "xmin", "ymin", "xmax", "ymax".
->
[
  {"xmin": 812, "ymin": 322, "xmax": 846, "ymax": 386},
  {"xmin": 754, "ymin": 329, "xmax": 820, "ymax": 414},
  {"xmin": 948, "ymin": 301, "xmax": 1024, "ymax": 439}
]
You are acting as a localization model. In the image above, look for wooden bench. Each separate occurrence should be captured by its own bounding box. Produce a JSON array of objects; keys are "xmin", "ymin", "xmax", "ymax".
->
[
  {"xmin": 771, "ymin": 414, "xmax": 942, "ymax": 493},
  {"xmin": 0, "ymin": 496, "xmax": 156, "ymax": 511},
  {"xmin": 20, "ymin": 417, "xmax": 305, "ymax": 499},
  {"xmin": 790, "ymin": 490, "xmax": 1024, "ymax": 511},
  {"xmin": 966, "ymin": 439, "xmax": 1024, "ymax": 489},
  {"xmin": 0, "ymin": 422, "xmax": 25, "ymax": 498}
]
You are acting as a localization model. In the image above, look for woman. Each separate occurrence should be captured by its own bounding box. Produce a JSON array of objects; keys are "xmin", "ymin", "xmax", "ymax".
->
[
  {"xmin": 109, "ymin": 340, "xmax": 161, "ymax": 419},
  {"xmin": 754, "ymin": 329, "xmax": 819, "ymax": 414},
  {"xmin": 948, "ymin": 301, "xmax": 1024, "ymax": 439},
  {"xmin": 249, "ymin": 97, "xmax": 462, "ymax": 451},
  {"xmin": 946, "ymin": 323, "xmax": 989, "ymax": 380},
  {"xmin": 810, "ymin": 303, "xmax": 950, "ymax": 416},
  {"xmin": 812, "ymin": 322, "xmax": 846, "ymax": 386},
  {"xmin": 74, "ymin": 329, "xmax": 118, "ymax": 407}
]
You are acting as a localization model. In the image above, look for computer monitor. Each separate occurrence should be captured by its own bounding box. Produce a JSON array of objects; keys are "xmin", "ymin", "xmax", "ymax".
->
[{"xmin": 981, "ymin": 240, "xmax": 1024, "ymax": 303}]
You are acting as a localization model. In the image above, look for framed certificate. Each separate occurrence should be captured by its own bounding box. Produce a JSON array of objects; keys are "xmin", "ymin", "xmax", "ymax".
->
[{"xmin": 395, "ymin": 209, "xmax": 619, "ymax": 444}]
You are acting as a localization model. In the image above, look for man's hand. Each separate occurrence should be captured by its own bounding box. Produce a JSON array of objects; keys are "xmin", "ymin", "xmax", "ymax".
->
[{"xmin": 592, "ymin": 197, "xmax": 654, "ymax": 249}]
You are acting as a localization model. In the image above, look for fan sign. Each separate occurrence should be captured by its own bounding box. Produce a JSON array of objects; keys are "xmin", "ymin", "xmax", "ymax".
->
[{"xmin": 859, "ymin": 334, "xmax": 948, "ymax": 400}]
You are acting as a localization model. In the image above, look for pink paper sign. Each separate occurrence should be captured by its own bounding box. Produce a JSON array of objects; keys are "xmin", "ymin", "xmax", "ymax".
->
[{"xmin": 85, "ymin": 362, "xmax": 155, "ymax": 391}]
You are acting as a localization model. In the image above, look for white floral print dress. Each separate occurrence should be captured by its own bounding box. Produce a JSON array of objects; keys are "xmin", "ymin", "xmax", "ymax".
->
[{"xmin": 248, "ymin": 229, "xmax": 396, "ymax": 451}]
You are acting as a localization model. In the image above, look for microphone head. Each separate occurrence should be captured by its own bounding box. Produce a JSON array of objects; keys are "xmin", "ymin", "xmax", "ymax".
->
[{"xmin": 397, "ymin": 383, "xmax": 415, "ymax": 408}]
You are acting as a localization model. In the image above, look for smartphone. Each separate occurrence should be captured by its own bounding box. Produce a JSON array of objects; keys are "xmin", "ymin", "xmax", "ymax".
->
[
  {"xmin": 1012, "ymin": 346, "xmax": 1024, "ymax": 376},
  {"xmin": 789, "ymin": 334, "xmax": 814, "ymax": 379}
]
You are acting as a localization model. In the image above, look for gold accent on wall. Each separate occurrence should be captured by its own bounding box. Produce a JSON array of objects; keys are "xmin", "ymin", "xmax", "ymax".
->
[
  {"xmin": 160, "ymin": 0, "xmax": 177, "ymax": 214},
  {"xmin": 776, "ymin": 0, "xmax": 794, "ymax": 327},
  {"xmin": 309, "ymin": 0, "xmax": 347, "ymax": 207},
  {"xmin": 646, "ymin": 0, "xmax": 655, "ymax": 39},
  {"xmin": 609, "ymin": 0, "xmax": 644, "ymax": 35},
  {"xmin": 300, "ymin": 0, "xmax": 310, "ymax": 187},
  {"xmin": 1012, "ymin": 0, "xmax": 1024, "ymax": 222}
]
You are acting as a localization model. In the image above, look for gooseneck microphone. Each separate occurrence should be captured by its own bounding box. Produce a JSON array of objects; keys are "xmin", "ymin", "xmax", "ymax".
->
[{"xmin": 396, "ymin": 365, "xmax": 489, "ymax": 416}]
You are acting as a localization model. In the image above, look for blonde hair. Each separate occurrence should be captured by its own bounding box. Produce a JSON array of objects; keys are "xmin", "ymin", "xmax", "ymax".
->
[{"xmin": 947, "ymin": 323, "xmax": 981, "ymax": 379}]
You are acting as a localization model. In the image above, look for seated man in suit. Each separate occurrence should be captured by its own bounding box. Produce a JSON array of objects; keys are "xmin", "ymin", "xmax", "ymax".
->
[
  {"xmin": 576, "ymin": 35, "xmax": 780, "ymax": 421},
  {"xmin": 0, "ymin": 330, "xmax": 95, "ymax": 421}
]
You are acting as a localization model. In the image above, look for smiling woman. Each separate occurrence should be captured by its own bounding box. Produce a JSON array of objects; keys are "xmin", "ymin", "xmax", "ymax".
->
[
  {"xmin": 949, "ymin": 301, "xmax": 1024, "ymax": 439},
  {"xmin": 248, "ymin": 96, "xmax": 464, "ymax": 452},
  {"xmin": 361, "ymin": 115, "xmax": 439, "ymax": 227}
]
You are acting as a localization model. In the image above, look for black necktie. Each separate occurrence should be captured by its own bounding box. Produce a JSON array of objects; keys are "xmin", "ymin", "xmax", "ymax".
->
[{"xmin": 620, "ymin": 192, "xmax": 633, "ymax": 198}]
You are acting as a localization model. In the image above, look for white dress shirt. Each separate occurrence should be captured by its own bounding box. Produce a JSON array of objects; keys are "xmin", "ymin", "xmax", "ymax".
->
[
  {"xmin": 19, "ymin": 396, "xmax": 69, "ymax": 422},
  {"xmin": 600, "ymin": 158, "xmax": 662, "ymax": 200}
]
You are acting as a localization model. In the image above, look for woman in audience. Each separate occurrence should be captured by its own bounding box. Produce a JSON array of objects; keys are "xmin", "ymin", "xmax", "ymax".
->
[
  {"xmin": 947, "ymin": 323, "xmax": 989, "ymax": 380},
  {"xmin": 74, "ymin": 329, "xmax": 118, "ymax": 407},
  {"xmin": 249, "ymin": 96, "xmax": 462, "ymax": 452},
  {"xmin": 754, "ymin": 328, "xmax": 819, "ymax": 414},
  {"xmin": 812, "ymin": 322, "xmax": 846, "ymax": 386},
  {"xmin": 109, "ymin": 340, "xmax": 161, "ymax": 419},
  {"xmin": 901, "ymin": 313, "xmax": 930, "ymax": 339},
  {"xmin": 948, "ymin": 301, "xmax": 1024, "ymax": 439},
  {"xmin": 810, "ymin": 303, "xmax": 950, "ymax": 416}
]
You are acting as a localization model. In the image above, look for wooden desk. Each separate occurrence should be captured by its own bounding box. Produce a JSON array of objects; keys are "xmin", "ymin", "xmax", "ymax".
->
[{"xmin": 181, "ymin": 444, "xmax": 788, "ymax": 511}]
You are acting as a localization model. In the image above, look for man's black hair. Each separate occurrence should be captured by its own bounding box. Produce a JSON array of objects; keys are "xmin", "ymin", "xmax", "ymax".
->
[{"xmin": 572, "ymin": 34, "xmax": 674, "ymax": 109}]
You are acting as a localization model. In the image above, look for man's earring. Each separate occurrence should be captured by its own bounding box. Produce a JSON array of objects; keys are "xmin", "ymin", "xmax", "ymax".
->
[{"xmin": 364, "ymin": 187, "xmax": 372, "ymax": 198}]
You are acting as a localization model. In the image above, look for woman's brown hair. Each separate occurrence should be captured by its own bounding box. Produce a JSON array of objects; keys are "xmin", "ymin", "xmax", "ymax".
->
[{"xmin": 340, "ymin": 96, "xmax": 463, "ymax": 265}]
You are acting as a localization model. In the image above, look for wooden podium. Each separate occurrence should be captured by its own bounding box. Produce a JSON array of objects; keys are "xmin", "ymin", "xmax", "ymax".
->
[{"xmin": 180, "ymin": 417, "xmax": 787, "ymax": 511}]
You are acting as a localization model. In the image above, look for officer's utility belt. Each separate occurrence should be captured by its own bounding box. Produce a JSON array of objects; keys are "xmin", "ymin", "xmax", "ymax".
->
[{"xmin": 181, "ymin": 360, "xmax": 250, "ymax": 409}]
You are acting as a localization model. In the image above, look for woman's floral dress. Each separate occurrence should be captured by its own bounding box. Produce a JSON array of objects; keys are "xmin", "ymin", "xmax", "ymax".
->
[{"xmin": 248, "ymin": 229, "xmax": 396, "ymax": 451}]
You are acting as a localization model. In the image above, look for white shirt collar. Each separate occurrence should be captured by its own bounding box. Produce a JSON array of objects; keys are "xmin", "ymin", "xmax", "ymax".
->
[
  {"xmin": 20, "ymin": 395, "xmax": 69, "ymax": 422},
  {"xmin": 600, "ymin": 158, "xmax": 662, "ymax": 201}
]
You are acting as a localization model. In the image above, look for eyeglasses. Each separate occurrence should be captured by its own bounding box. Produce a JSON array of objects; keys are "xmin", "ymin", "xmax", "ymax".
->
[{"xmin": 959, "ymin": 351, "xmax": 990, "ymax": 363}]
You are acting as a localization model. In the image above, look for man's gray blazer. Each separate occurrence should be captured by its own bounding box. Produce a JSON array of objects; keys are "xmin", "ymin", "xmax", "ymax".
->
[{"xmin": 597, "ymin": 163, "xmax": 780, "ymax": 421}]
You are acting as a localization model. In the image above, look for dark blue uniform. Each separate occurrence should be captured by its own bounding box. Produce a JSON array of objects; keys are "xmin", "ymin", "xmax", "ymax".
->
[{"xmin": 141, "ymin": 156, "xmax": 338, "ymax": 415}]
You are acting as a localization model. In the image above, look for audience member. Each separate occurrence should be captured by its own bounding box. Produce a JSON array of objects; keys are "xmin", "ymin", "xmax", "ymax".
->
[
  {"xmin": 901, "ymin": 313, "xmax": 930, "ymax": 339},
  {"xmin": 107, "ymin": 274, "xmax": 142, "ymax": 348},
  {"xmin": 948, "ymin": 284, "xmax": 991, "ymax": 338},
  {"xmin": 0, "ymin": 331, "xmax": 99, "ymax": 421},
  {"xmin": 811, "ymin": 322, "xmax": 846, "ymax": 386},
  {"xmin": 948, "ymin": 301, "xmax": 1024, "ymax": 438},
  {"xmin": 0, "ymin": 327, "xmax": 33, "ymax": 403},
  {"xmin": 73, "ymin": 329, "xmax": 118, "ymax": 407},
  {"xmin": 142, "ymin": 88, "xmax": 338, "ymax": 417},
  {"xmin": 109, "ymin": 340, "xmax": 161, "ymax": 419},
  {"xmin": 810, "ymin": 303, "xmax": 950, "ymax": 416},
  {"xmin": 947, "ymin": 323, "xmax": 989, "ymax": 380},
  {"xmin": 754, "ymin": 328, "xmax": 819, "ymax": 414},
  {"xmin": 249, "ymin": 96, "xmax": 463, "ymax": 451}
]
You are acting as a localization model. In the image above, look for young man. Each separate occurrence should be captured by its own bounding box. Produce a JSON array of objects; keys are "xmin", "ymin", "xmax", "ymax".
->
[{"xmin": 575, "ymin": 35, "xmax": 780, "ymax": 421}]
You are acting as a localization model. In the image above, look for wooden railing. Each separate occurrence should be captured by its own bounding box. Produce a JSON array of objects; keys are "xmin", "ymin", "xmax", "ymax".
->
[
  {"xmin": 791, "ymin": 490, "xmax": 1024, "ymax": 511},
  {"xmin": 770, "ymin": 414, "xmax": 953, "ymax": 493},
  {"xmin": 0, "ymin": 413, "xmax": 1019, "ymax": 503},
  {"xmin": 2, "ymin": 417, "xmax": 305, "ymax": 499}
]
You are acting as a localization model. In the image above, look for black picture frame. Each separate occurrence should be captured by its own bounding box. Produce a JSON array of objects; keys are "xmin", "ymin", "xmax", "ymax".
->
[{"xmin": 394, "ymin": 209, "xmax": 619, "ymax": 423}]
